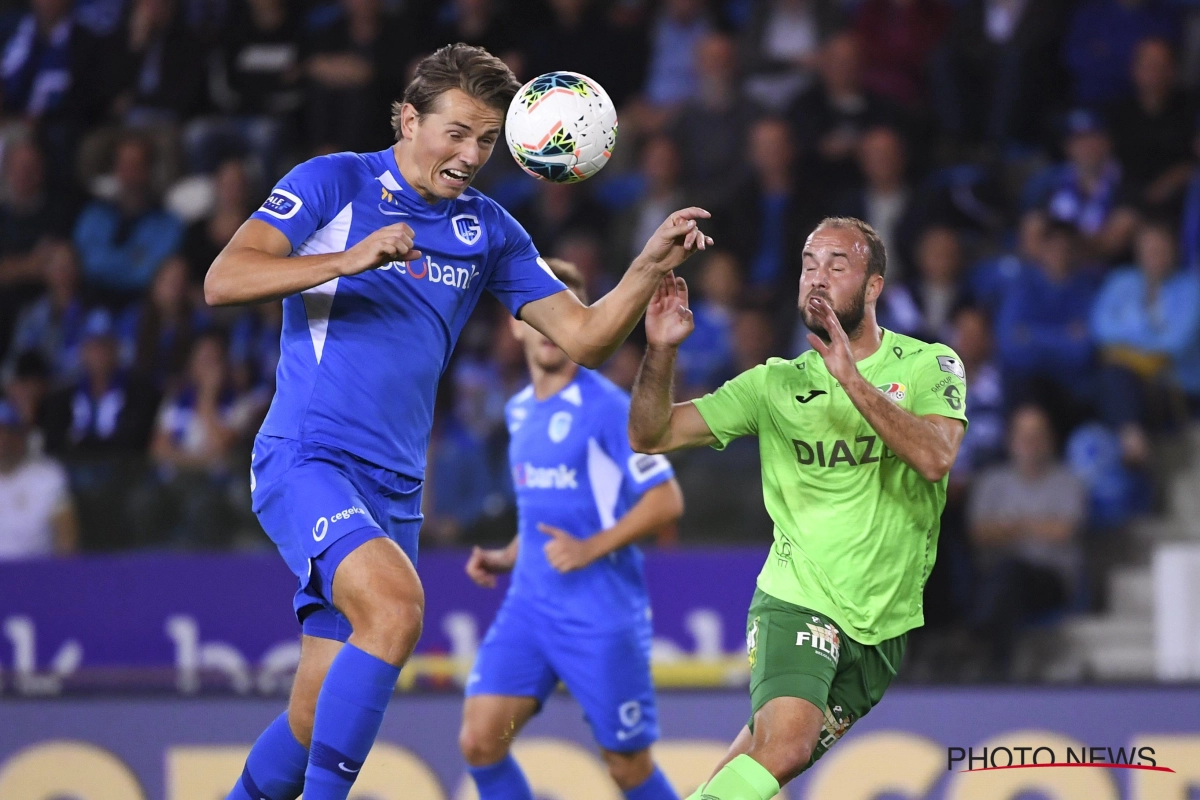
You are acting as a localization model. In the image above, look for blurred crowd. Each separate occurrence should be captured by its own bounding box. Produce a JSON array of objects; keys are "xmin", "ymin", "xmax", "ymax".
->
[{"xmin": 3, "ymin": 0, "xmax": 1200, "ymax": 674}]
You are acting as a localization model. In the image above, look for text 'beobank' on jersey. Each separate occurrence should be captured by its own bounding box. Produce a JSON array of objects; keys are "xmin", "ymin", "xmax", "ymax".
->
[
  {"xmin": 506, "ymin": 369, "xmax": 674, "ymax": 627},
  {"xmin": 250, "ymin": 148, "xmax": 565, "ymax": 479}
]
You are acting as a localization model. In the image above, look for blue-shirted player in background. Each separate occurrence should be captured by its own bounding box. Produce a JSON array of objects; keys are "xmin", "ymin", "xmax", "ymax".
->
[
  {"xmin": 460, "ymin": 259, "xmax": 684, "ymax": 800},
  {"xmin": 205, "ymin": 44, "xmax": 713, "ymax": 800}
]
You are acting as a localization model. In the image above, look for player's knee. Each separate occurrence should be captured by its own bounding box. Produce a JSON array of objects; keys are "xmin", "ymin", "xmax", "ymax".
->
[
  {"xmin": 287, "ymin": 704, "xmax": 315, "ymax": 749},
  {"xmin": 458, "ymin": 721, "xmax": 508, "ymax": 767},
  {"xmin": 748, "ymin": 736, "xmax": 815, "ymax": 781},
  {"xmin": 601, "ymin": 748, "xmax": 655, "ymax": 790}
]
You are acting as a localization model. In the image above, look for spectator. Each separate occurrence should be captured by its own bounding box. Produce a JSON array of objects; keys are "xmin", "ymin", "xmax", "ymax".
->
[
  {"xmin": 100, "ymin": 0, "xmax": 207, "ymax": 124},
  {"xmin": 1091, "ymin": 221, "xmax": 1200, "ymax": 463},
  {"xmin": 524, "ymin": 0, "xmax": 647, "ymax": 110},
  {"xmin": 145, "ymin": 331, "xmax": 251, "ymax": 546},
  {"xmin": 910, "ymin": 225, "xmax": 971, "ymax": 341},
  {"xmin": 969, "ymin": 404, "xmax": 1086, "ymax": 674},
  {"xmin": 668, "ymin": 32, "xmax": 756, "ymax": 208},
  {"xmin": 2, "ymin": 0, "xmax": 75, "ymax": 121},
  {"xmin": 553, "ymin": 231, "xmax": 612, "ymax": 302},
  {"xmin": 3, "ymin": 351, "xmax": 53, "ymax": 452},
  {"xmin": 835, "ymin": 126, "xmax": 920, "ymax": 280},
  {"xmin": 0, "ymin": 400, "xmax": 78, "ymax": 558},
  {"xmin": 304, "ymin": 0, "xmax": 407, "ymax": 153},
  {"xmin": 1108, "ymin": 38, "xmax": 1195, "ymax": 211},
  {"xmin": 512, "ymin": 181, "xmax": 608, "ymax": 257},
  {"xmin": 642, "ymin": 0, "xmax": 712, "ymax": 109},
  {"xmin": 184, "ymin": 0, "xmax": 302, "ymax": 177},
  {"xmin": 0, "ymin": 140, "xmax": 74, "ymax": 345},
  {"xmin": 740, "ymin": 0, "xmax": 843, "ymax": 111},
  {"xmin": 996, "ymin": 221, "xmax": 1100, "ymax": 435},
  {"xmin": 181, "ymin": 158, "xmax": 251, "ymax": 284},
  {"xmin": 227, "ymin": 300, "xmax": 282, "ymax": 395},
  {"xmin": 3, "ymin": 242, "xmax": 87, "ymax": 383},
  {"xmin": 729, "ymin": 304, "xmax": 779, "ymax": 377},
  {"xmin": 853, "ymin": 0, "xmax": 950, "ymax": 112},
  {"xmin": 677, "ymin": 249, "xmax": 740, "ymax": 396},
  {"xmin": 610, "ymin": 135, "xmax": 689, "ymax": 269},
  {"xmin": 42, "ymin": 308, "xmax": 158, "ymax": 457},
  {"xmin": 1022, "ymin": 109, "xmax": 1138, "ymax": 263},
  {"xmin": 934, "ymin": 0, "xmax": 1071, "ymax": 150},
  {"xmin": 0, "ymin": 140, "xmax": 73, "ymax": 280},
  {"xmin": 72, "ymin": 135, "xmax": 183, "ymax": 297},
  {"xmin": 601, "ymin": 340, "xmax": 642, "ymax": 392},
  {"xmin": 716, "ymin": 117, "xmax": 821, "ymax": 292},
  {"xmin": 790, "ymin": 32, "xmax": 898, "ymax": 198},
  {"xmin": 1064, "ymin": 0, "xmax": 1178, "ymax": 108},
  {"xmin": 129, "ymin": 255, "xmax": 210, "ymax": 389},
  {"xmin": 951, "ymin": 306, "xmax": 1008, "ymax": 482}
]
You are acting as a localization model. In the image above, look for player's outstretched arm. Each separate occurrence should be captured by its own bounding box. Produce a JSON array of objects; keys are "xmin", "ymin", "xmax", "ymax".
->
[
  {"xmin": 204, "ymin": 219, "xmax": 423, "ymax": 306},
  {"xmin": 806, "ymin": 296, "xmax": 965, "ymax": 482},
  {"xmin": 540, "ymin": 479, "xmax": 684, "ymax": 573},
  {"xmin": 518, "ymin": 208, "xmax": 713, "ymax": 368},
  {"xmin": 628, "ymin": 275, "xmax": 718, "ymax": 454}
]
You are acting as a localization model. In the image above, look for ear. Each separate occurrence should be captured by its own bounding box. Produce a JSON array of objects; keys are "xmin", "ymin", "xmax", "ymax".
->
[
  {"xmin": 865, "ymin": 274, "xmax": 884, "ymax": 305},
  {"xmin": 399, "ymin": 103, "xmax": 421, "ymax": 142}
]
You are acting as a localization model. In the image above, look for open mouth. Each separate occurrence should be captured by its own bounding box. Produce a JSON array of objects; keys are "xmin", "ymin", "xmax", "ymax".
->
[{"xmin": 440, "ymin": 168, "xmax": 471, "ymax": 185}]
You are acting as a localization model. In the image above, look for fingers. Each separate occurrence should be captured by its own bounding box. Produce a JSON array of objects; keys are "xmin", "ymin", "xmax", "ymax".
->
[
  {"xmin": 675, "ymin": 276, "xmax": 689, "ymax": 307},
  {"xmin": 806, "ymin": 332, "xmax": 829, "ymax": 355},
  {"xmin": 669, "ymin": 207, "xmax": 712, "ymax": 222},
  {"xmin": 537, "ymin": 522, "xmax": 566, "ymax": 538}
]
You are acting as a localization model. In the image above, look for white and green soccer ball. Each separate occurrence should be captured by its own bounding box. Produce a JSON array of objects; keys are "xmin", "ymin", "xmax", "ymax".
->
[{"xmin": 505, "ymin": 71, "xmax": 618, "ymax": 184}]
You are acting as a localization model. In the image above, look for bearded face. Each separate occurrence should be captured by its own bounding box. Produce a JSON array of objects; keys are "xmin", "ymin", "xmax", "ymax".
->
[{"xmin": 801, "ymin": 273, "xmax": 869, "ymax": 342}]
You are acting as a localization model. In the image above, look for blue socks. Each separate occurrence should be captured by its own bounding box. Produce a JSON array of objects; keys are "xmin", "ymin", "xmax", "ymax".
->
[
  {"xmin": 303, "ymin": 643, "xmax": 401, "ymax": 799},
  {"xmin": 227, "ymin": 712, "xmax": 308, "ymax": 800},
  {"xmin": 468, "ymin": 753, "xmax": 535, "ymax": 800},
  {"xmin": 625, "ymin": 766, "xmax": 679, "ymax": 800}
]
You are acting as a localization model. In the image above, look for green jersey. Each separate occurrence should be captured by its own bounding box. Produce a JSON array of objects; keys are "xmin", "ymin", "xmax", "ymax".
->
[{"xmin": 692, "ymin": 329, "xmax": 968, "ymax": 644}]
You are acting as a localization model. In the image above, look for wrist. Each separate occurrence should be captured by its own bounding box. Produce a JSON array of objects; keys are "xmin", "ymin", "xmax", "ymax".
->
[
  {"xmin": 646, "ymin": 342, "xmax": 680, "ymax": 357},
  {"xmin": 631, "ymin": 253, "xmax": 667, "ymax": 277}
]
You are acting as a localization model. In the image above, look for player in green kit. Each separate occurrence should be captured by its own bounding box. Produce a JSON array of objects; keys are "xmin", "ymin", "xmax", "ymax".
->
[{"xmin": 628, "ymin": 217, "xmax": 968, "ymax": 800}]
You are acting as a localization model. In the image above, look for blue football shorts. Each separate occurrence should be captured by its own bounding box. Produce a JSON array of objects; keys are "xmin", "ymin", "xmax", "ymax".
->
[
  {"xmin": 251, "ymin": 434, "xmax": 423, "ymax": 642},
  {"xmin": 466, "ymin": 596, "xmax": 660, "ymax": 752}
]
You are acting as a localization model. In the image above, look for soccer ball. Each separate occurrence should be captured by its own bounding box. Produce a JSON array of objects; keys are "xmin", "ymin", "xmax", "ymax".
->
[{"xmin": 505, "ymin": 71, "xmax": 618, "ymax": 184}]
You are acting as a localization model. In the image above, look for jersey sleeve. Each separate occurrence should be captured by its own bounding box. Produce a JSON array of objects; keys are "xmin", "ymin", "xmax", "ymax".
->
[
  {"xmin": 249, "ymin": 155, "xmax": 349, "ymax": 252},
  {"xmin": 691, "ymin": 363, "xmax": 768, "ymax": 450},
  {"xmin": 485, "ymin": 205, "xmax": 567, "ymax": 317},
  {"xmin": 909, "ymin": 345, "xmax": 969, "ymax": 426},
  {"xmin": 597, "ymin": 392, "xmax": 674, "ymax": 498}
]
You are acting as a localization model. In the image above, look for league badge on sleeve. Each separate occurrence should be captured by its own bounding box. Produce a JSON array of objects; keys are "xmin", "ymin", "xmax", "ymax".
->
[
  {"xmin": 259, "ymin": 189, "xmax": 303, "ymax": 219},
  {"xmin": 937, "ymin": 355, "xmax": 966, "ymax": 381}
]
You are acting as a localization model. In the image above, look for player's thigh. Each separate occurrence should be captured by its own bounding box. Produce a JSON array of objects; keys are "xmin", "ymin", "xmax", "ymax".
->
[
  {"xmin": 459, "ymin": 695, "xmax": 542, "ymax": 765},
  {"xmin": 815, "ymin": 632, "xmax": 907, "ymax": 763},
  {"xmin": 465, "ymin": 601, "xmax": 559, "ymax": 708},
  {"xmin": 551, "ymin": 619, "xmax": 659, "ymax": 754},
  {"xmin": 287, "ymin": 634, "xmax": 343, "ymax": 747},
  {"xmin": 746, "ymin": 695, "xmax": 826, "ymax": 784}
]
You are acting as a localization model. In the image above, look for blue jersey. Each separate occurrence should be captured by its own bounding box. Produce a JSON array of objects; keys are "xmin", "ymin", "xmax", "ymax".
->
[
  {"xmin": 250, "ymin": 148, "xmax": 565, "ymax": 478},
  {"xmin": 506, "ymin": 369, "xmax": 674, "ymax": 625}
]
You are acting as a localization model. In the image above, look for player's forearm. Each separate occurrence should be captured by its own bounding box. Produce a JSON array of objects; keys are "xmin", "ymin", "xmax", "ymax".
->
[
  {"xmin": 586, "ymin": 480, "xmax": 683, "ymax": 560},
  {"xmin": 842, "ymin": 373, "xmax": 957, "ymax": 482},
  {"xmin": 629, "ymin": 344, "xmax": 678, "ymax": 452},
  {"xmin": 570, "ymin": 259, "xmax": 663, "ymax": 367},
  {"xmin": 204, "ymin": 246, "xmax": 353, "ymax": 306}
]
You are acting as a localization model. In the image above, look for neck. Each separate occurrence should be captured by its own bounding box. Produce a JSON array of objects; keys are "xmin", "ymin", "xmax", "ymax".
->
[
  {"xmin": 531, "ymin": 360, "xmax": 579, "ymax": 401},
  {"xmin": 846, "ymin": 314, "xmax": 883, "ymax": 362}
]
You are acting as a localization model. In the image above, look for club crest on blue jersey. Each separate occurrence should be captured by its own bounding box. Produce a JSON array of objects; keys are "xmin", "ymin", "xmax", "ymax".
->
[
  {"xmin": 548, "ymin": 410, "xmax": 572, "ymax": 442},
  {"xmin": 259, "ymin": 189, "xmax": 303, "ymax": 219},
  {"xmin": 453, "ymin": 213, "xmax": 482, "ymax": 245}
]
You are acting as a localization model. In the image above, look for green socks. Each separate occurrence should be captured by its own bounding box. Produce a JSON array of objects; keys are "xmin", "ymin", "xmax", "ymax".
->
[{"xmin": 693, "ymin": 755, "xmax": 780, "ymax": 800}]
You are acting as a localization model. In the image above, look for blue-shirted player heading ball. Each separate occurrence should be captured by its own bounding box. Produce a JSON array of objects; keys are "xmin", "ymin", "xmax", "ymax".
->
[{"xmin": 206, "ymin": 42, "xmax": 713, "ymax": 800}]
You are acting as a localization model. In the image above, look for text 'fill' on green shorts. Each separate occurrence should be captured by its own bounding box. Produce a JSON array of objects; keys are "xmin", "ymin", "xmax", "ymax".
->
[{"xmin": 745, "ymin": 588, "xmax": 907, "ymax": 769}]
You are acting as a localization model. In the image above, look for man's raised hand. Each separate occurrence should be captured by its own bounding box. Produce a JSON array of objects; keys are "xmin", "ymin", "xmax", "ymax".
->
[
  {"xmin": 638, "ymin": 207, "xmax": 714, "ymax": 274},
  {"xmin": 645, "ymin": 274, "xmax": 694, "ymax": 349},
  {"xmin": 341, "ymin": 222, "xmax": 423, "ymax": 276}
]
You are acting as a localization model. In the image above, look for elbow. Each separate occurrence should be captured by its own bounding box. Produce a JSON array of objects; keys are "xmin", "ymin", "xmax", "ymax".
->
[
  {"xmin": 628, "ymin": 430, "xmax": 666, "ymax": 455},
  {"xmin": 919, "ymin": 453, "xmax": 955, "ymax": 484},
  {"xmin": 203, "ymin": 270, "xmax": 231, "ymax": 307},
  {"xmin": 665, "ymin": 479, "xmax": 685, "ymax": 521},
  {"xmin": 571, "ymin": 343, "xmax": 608, "ymax": 370}
]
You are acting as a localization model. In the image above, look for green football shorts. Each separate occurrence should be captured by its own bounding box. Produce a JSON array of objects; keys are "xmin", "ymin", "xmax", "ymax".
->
[{"xmin": 744, "ymin": 587, "xmax": 907, "ymax": 767}]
